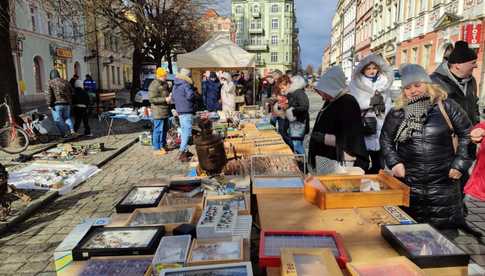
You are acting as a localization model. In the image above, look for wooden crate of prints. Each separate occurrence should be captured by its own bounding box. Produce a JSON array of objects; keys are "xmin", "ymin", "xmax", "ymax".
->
[
  {"xmin": 281, "ymin": 248, "xmax": 344, "ymax": 276},
  {"xmin": 196, "ymin": 205, "xmax": 238, "ymax": 239},
  {"xmin": 305, "ymin": 170, "xmax": 410, "ymax": 210}
]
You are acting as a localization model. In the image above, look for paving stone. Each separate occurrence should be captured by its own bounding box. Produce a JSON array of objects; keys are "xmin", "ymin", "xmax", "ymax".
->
[
  {"xmin": 467, "ymin": 214, "xmax": 483, "ymax": 222},
  {"xmin": 472, "ymin": 201, "xmax": 485, "ymax": 208},
  {"xmin": 453, "ymin": 235, "xmax": 479, "ymax": 245},
  {"xmin": 472, "ymin": 254, "xmax": 485, "ymax": 266},
  {"xmin": 27, "ymin": 234, "xmax": 53, "ymax": 244},
  {"xmin": 3, "ymin": 245, "xmax": 26, "ymax": 254},
  {"xmin": 459, "ymin": 243, "xmax": 485, "ymax": 254},
  {"xmin": 470, "ymin": 222, "xmax": 485, "ymax": 232},
  {"xmin": 0, "ymin": 262, "xmax": 25, "ymax": 273},
  {"xmin": 15, "ymin": 261, "xmax": 48, "ymax": 274},
  {"xmin": 42, "ymin": 261, "xmax": 55, "ymax": 273},
  {"xmin": 37, "ymin": 272, "xmax": 56, "ymax": 276},
  {"xmin": 46, "ymin": 234, "xmax": 66, "ymax": 244},
  {"xmin": 3, "ymin": 252, "xmax": 34, "ymax": 264},
  {"xmin": 20, "ymin": 244, "xmax": 51, "ymax": 253},
  {"xmin": 470, "ymin": 208, "xmax": 485, "ymax": 214},
  {"xmin": 28, "ymin": 252, "xmax": 53, "ymax": 262}
]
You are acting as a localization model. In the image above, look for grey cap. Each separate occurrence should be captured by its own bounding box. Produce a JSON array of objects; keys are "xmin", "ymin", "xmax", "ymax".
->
[
  {"xmin": 399, "ymin": 64, "xmax": 432, "ymax": 87},
  {"xmin": 314, "ymin": 66, "xmax": 346, "ymax": 98}
]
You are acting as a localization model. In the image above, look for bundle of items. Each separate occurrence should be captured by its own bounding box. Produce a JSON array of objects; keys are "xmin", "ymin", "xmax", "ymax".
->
[
  {"xmin": 251, "ymin": 155, "xmax": 303, "ymax": 177},
  {"xmin": 33, "ymin": 143, "xmax": 105, "ymax": 161}
]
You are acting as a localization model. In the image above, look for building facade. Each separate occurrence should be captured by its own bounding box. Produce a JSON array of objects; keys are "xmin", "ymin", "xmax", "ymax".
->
[
  {"xmin": 355, "ymin": 0, "xmax": 373, "ymax": 61},
  {"xmin": 232, "ymin": 0, "xmax": 298, "ymax": 76},
  {"xmin": 202, "ymin": 9, "xmax": 236, "ymax": 42},
  {"xmin": 10, "ymin": 0, "xmax": 89, "ymax": 110},
  {"xmin": 342, "ymin": 0, "xmax": 357, "ymax": 79},
  {"xmin": 322, "ymin": 45, "xmax": 331, "ymax": 72},
  {"xmin": 370, "ymin": 0, "xmax": 400, "ymax": 66},
  {"xmin": 329, "ymin": 5, "xmax": 344, "ymax": 67}
]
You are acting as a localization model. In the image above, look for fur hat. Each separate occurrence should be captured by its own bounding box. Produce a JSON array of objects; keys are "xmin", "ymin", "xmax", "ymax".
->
[
  {"xmin": 178, "ymin": 68, "xmax": 191, "ymax": 78},
  {"xmin": 448, "ymin": 41, "xmax": 477, "ymax": 64},
  {"xmin": 399, "ymin": 64, "xmax": 432, "ymax": 87},
  {"xmin": 314, "ymin": 66, "xmax": 346, "ymax": 98}
]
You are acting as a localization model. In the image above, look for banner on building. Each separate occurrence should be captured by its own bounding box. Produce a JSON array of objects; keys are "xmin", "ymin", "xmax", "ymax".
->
[
  {"xmin": 55, "ymin": 48, "xmax": 73, "ymax": 59},
  {"xmin": 462, "ymin": 23, "xmax": 482, "ymax": 48}
]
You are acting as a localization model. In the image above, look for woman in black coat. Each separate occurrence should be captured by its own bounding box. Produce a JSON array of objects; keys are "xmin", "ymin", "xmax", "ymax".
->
[{"xmin": 380, "ymin": 64, "xmax": 473, "ymax": 229}]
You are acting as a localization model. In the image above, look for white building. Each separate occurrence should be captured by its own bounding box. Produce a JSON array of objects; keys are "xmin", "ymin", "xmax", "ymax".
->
[{"xmin": 342, "ymin": 0, "xmax": 357, "ymax": 79}]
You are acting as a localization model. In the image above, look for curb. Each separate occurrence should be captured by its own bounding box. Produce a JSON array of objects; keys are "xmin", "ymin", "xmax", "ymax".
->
[
  {"xmin": 0, "ymin": 190, "xmax": 59, "ymax": 235},
  {"xmin": 94, "ymin": 136, "xmax": 139, "ymax": 168}
]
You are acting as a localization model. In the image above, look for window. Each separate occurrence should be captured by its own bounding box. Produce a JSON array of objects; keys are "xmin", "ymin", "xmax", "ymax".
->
[
  {"xmin": 47, "ymin": 13, "xmax": 53, "ymax": 35},
  {"xmin": 112, "ymin": 66, "xmax": 116, "ymax": 85},
  {"xmin": 253, "ymin": 5, "xmax": 259, "ymax": 12},
  {"xmin": 256, "ymin": 53, "xmax": 261, "ymax": 61},
  {"xmin": 59, "ymin": 20, "xmax": 66, "ymax": 38},
  {"xmin": 423, "ymin": 44, "xmax": 431, "ymax": 68},
  {"xmin": 272, "ymin": 19, "xmax": 279, "ymax": 29},
  {"xmin": 30, "ymin": 5, "xmax": 37, "ymax": 32},
  {"xmin": 104, "ymin": 33, "xmax": 111, "ymax": 50},
  {"xmin": 285, "ymin": 52, "xmax": 289, "ymax": 62},
  {"xmin": 236, "ymin": 5, "xmax": 243, "ymax": 14},
  {"xmin": 73, "ymin": 22, "xmax": 79, "ymax": 41},
  {"xmin": 33, "ymin": 56, "xmax": 44, "ymax": 93},
  {"xmin": 237, "ymin": 19, "xmax": 244, "ymax": 32},
  {"xmin": 402, "ymin": 49, "xmax": 408, "ymax": 63},
  {"xmin": 271, "ymin": 4, "xmax": 279, "ymax": 13},
  {"xmin": 407, "ymin": 0, "xmax": 412, "ymax": 18},
  {"xmin": 271, "ymin": 52, "xmax": 278, "ymax": 63},
  {"xmin": 285, "ymin": 4, "xmax": 291, "ymax": 12},
  {"xmin": 117, "ymin": 67, "xmax": 121, "ymax": 85},
  {"xmin": 114, "ymin": 37, "xmax": 119, "ymax": 52},
  {"xmin": 271, "ymin": 35, "xmax": 278, "ymax": 45},
  {"xmin": 412, "ymin": 47, "xmax": 418, "ymax": 63}
]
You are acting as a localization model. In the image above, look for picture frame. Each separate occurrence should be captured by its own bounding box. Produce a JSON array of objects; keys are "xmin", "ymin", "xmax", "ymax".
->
[
  {"xmin": 187, "ymin": 239, "xmax": 244, "ymax": 266},
  {"xmin": 152, "ymin": 235, "xmax": 192, "ymax": 275},
  {"xmin": 115, "ymin": 186, "xmax": 166, "ymax": 213},
  {"xmin": 197, "ymin": 204, "xmax": 238, "ymax": 239},
  {"xmin": 159, "ymin": 261, "xmax": 253, "ymax": 276},
  {"xmin": 205, "ymin": 193, "xmax": 250, "ymax": 215},
  {"xmin": 280, "ymin": 248, "xmax": 343, "ymax": 276},
  {"xmin": 126, "ymin": 207, "xmax": 196, "ymax": 233},
  {"xmin": 259, "ymin": 230, "xmax": 349, "ymax": 268},
  {"xmin": 160, "ymin": 192, "xmax": 205, "ymax": 211},
  {"xmin": 72, "ymin": 226, "xmax": 165, "ymax": 260},
  {"xmin": 381, "ymin": 223, "xmax": 469, "ymax": 268},
  {"xmin": 346, "ymin": 256, "xmax": 425, "ymax": 276},
  {"xmin": 80, "ymin": 257, "xmax": 152, "ymax": 276}
]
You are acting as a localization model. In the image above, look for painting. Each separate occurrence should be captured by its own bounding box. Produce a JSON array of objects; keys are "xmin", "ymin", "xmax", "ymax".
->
[{"xmin": 188, "ymin": 239, "xmax": 243, "ymax": 265}]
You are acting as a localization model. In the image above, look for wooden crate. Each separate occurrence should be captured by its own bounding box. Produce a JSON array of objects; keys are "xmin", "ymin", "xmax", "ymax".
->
[
  {"xmin": 253, "ymin": 176, "xmax": 304, "ymax": 195},
  {"xmin": 305, "ymin": 171, "xmax": 410, "ymax": 209},
  {"xmin": 281, "ymin": 248, "xmax": 343, "ymax": 276},
  {"xmin": 346, "ymin": 256, "xmax": 425, "ymax": 275}
]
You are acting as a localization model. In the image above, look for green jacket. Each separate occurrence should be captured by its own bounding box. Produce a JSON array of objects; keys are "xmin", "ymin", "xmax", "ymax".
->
[{"xmin": 148, "ymin": 79, "xmax": 170, "ymax": 119}]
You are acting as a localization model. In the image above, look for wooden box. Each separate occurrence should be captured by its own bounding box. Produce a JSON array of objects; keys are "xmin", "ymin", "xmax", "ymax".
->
[
  {"xmin": 125, "ymin": 207, "xmax": 196, "ymax": 233},
  {"xmin": 281, "ymin": 248, "xmax": 343, "ymax": 276},
  {"xmin": 346, "ymin": 256, "xmax": 425, "ymax": 276},
  {"xmin": 187, "ymin": 238, "xmax": 244, "ymax": 266},
  {"xmin": 205, "ymin": 193, "xmax": 251, "ymax": 215},
  {"xmin": 253, "ymin": 176, "xmax": 304, "ymax": 194},
  {"xmin": 160, "ymin": 262, "xmax": 253, "ymax": 275},
  {"xmin": 305, "ymin": 171, "xmax": 410, "ymax": 209}
]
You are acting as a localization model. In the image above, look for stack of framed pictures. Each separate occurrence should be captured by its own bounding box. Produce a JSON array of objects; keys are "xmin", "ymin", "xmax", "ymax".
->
[
  {"xmin": 160, "ymin": 262, "xmax": 253, "ymax": 275},
  {"xmin": 115, "ymin": 186, "xmax": 166, "ymax": 213},
  {"xmin": 79, "ymin": 258, "xmax": 152, "ymax": 276},
  {"xmin": 125, "ymin": 207, "xmax": 196, "ymax": 232},
  {"xmin": 259, "ymin": 230, "xmax": 349, "ymax": 268},
  {"xmin": 152, "ymin": 235, "xmax": 192, "ymax": 274},
  {"xmin": 72, "ymin": 226, "xmax": 165, "ymax": 260},
  {"xmin": 280, "ymin": 248, "xmax": 343, "ymax": 276},
  {"xmin": 197, "ymin": 204, "xmax": 238, "ymax": 239},
  {"xmin": 346, "ymin": 256, "xmax": 425, "ymax": 276},
  {"xmin": 381, "ymin": 223, "xmax": 469, "ymax": 268},
  {"xmin": 187, "ymin": 239, "xmax": 244, "ymax": 266}
]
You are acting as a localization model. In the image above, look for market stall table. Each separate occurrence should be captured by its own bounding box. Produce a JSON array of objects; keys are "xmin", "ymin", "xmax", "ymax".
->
[{"xmin": 257, "ymin": 193, "xmax": 468, "ymax": 276}]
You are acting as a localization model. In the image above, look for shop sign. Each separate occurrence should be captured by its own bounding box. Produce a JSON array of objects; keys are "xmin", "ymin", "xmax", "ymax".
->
[
  {"xmin": 463, "ymin": 23, "xmax": 482, "ymax": 48},
  {"xmin": 55, "ymin": 47, "xmax": 73, "ymax": 58}
]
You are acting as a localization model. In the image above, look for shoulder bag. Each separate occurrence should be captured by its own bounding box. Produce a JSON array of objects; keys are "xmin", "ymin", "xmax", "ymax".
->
[{"xmin": 437, "ymin": 101, "xmax": 458, "ymax": 153}]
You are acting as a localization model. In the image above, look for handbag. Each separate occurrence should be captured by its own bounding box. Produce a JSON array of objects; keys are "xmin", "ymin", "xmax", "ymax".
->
[
  {"xmin": 361, "ymin": 109, "xmax": 377, "ymax": 136},
  {"xmin": 437, "ymin": 101, "xmax": 458, "ymax": 153}
]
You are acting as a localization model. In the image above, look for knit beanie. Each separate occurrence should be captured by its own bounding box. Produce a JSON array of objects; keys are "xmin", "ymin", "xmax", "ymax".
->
[
  {"xmin": 399, "ymin": 64, "xmax": 432, "ymax": 87},
  {"xmin": 156, "ymin": 67, "xmax": 167, "ymax": 78},
  {"xmin": 448, "ymin": 41, "xmax": 477, "ymax": 64},
  {"xmin": 314, "ymin": 66, "xmax": 346, "ymax": 97}
]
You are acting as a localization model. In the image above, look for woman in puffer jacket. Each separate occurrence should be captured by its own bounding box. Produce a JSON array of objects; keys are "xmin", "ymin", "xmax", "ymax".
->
[
  {"xmin": 380, "ymin": 64, "xmax": 473, "ymax": 230},
  {"xmin": 220, "ymin": 72, "xmax": 236, "ymax": 112},
  {"xmin": 350, "ymin": 54, "xmax": 393, "ymax": 173}
]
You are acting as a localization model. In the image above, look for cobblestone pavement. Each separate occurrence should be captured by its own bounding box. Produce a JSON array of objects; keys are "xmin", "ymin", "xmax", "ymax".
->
[{"xmin": 0, "ymin": 142, "xmax": 191, "ymax": 275}]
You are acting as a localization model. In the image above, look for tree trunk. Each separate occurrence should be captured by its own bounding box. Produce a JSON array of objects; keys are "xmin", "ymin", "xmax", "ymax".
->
[
  {"xmin": 166, "ymin": 49, "xmax": 173, "ymax": 74},
  {"xmin": 0, "ymin": 0, "xmax": 21, "ymax": 126},
  {"xmin": 130, "ymin": 46, "xmax": 143, "ymax": 104}
]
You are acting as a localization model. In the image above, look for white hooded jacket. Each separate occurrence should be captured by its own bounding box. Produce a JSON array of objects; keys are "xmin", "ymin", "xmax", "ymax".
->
[
  {"xmin": 349, "ymin": 54, "xmax": 393, "ymax": 151},
  {"xmin": 220, "ymin": 72, "xmax": 236, "ymax": 112}
]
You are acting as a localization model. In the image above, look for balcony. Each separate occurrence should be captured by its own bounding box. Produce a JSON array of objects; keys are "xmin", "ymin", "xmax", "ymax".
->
[
  {"xmin": 252, "ymin": 11, "xmax": 261, "ymax": 18},
  {"xmin": 245, "ymin": 43, "xmax": 268, "ymax": 51},
  {"xmin": 249, "ymin": 28, "xmax": 264, "ymax": 34}
]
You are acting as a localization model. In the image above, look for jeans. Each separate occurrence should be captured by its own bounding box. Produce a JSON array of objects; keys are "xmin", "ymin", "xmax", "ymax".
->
[
  {"xmin": 179, "ymin": 114, "xmax": 192, "ymax": 152},
  {"xmin": 292, "ymin": 139, "xmax": 305, "ymax": 155},
  {"xmin": 276, "ymin": 117, "xmax": 293, "ymax": 150},
  {"xmin": 51, "ymin": 105, "xmax": 74, "ymax": 136},
  {"xmin": 152, "ymin": 118, "xmax": 168, "ymax": 150}
]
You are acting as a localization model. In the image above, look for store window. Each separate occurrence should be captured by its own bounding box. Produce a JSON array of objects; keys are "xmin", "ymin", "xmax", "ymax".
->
[{"xmin": 33, "ymin": 56, "xmax": 44, "ymax": 93}]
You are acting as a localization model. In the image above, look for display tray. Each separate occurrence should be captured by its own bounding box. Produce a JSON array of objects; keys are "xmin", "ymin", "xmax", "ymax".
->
[
  {"xmin": 152, "ymin": 235, "xmax": 192, "ymax": 275},
  {"xmin": 196, "ymin": 204, "xmax": 238, "ymax": 239},
  {"xmin": 125, "ymin": 207, "xmax": 196, "ymax": 233},
  {"xmin": 346, "ymin": 256, "xmax": 425, "ymax": 276},
  {"xmin": 259, "ymin": 230, "xmax": 349, "ymax": 268},
  {"xmin": 115, "ymin": 186, "xmax": 166, "ymax": 213},
  {"xmin": 304, "ymin": 171, "xmax": 410, "ymax": 209},
  {"xmin": 252, "ymin": 176, "xmax": 304, "ymax": 194},
  {"xmin": 169, "ymin": 179, "xmax": 202, "ymax": 192},
  {"xmin": 160, "ymin": 261, "xmax": 253, "ymax": 275},
  {"xmin": 79, "ymin": 257, "xmax": 152, "ymax": 276},
  {"xmin": 72, "ymin": 226, "xmax": 165, "ymax": 260},
  {"xmin": 205, "ymin": 194, "xmax": 250, "ymax": 215},
  {"xmin": 160, "ymin": 192, "xmax": 205, "ymax": 210},
  {"xmin": 381, "ymin": 223, "xmax": 469, "ymax": 268},
  {"xmin": 187, "ymin": 239, "xmax": 244, "ymax": 266},
  {"xmin": 281, "ymin": 248, "xmax": 343, "ymax": 276}
]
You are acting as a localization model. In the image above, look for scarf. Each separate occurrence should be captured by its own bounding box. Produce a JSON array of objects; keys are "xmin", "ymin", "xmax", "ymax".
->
[{"xmin": 395, "ymin": 95, "xmax": 431, "ymax": 143}]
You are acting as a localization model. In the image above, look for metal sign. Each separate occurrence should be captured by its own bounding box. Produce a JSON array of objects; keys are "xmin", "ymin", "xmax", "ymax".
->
[{"xmin": 463, "ymin": 23, "xmax": 482, "ymax": 48}]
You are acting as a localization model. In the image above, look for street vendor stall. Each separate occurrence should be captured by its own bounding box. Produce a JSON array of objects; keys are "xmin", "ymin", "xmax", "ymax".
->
[{"xmin": 176, "ymin": 33, "xmax": 257, "ymax": 105}]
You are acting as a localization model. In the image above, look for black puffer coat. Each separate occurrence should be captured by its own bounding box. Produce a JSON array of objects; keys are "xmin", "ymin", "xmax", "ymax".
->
[{"xmin": 380, "ymin": 98, "xmax": 473, "ymax": 229}]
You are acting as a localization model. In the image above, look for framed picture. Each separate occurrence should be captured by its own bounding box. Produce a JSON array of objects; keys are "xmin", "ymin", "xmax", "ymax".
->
[
  {"xmin": 115, "ymin": 186, "xmax": 166, "ymax": 213},
  {"xmin": 152, "ymin": 235, "xmax": 192, "ymax": 275},
  {"xmin": 160, "ymin": 262, "xmax": 253, "ymax": 276},
  {"xmin": 281, "ymin": 248, "xmax": 343, "ymax": 276},
  {"xmin": 381, "ymin": 223, "xmax": 469, "ymax": 268},
  {"xmin": 197, "ymin": 205, "xmax": 238, "ymax": 239},
  {"xmin": 259, "ymin": 230, "xmax": 349, "ymax": 268},
  {"xmin": 126, "ymin": 207, "xmax": 195, "ymax": 232},
  {"xmin": 346, "ymin": 256, "xmax": 425, "ymax": 276},
  {"xmin": 187, "ymin": 239, "xmax": 244, "ymax": 266},
  {"xmin": 205, "ymin": 194, "xmax": 250, "ymax": 215},
  {"xmin": 72, "ymin": 226, "xmax": 165, "ymax": 260},
  {"xmin": 80, "ymin": 257, "xmax": 152, "ymax": 276}
]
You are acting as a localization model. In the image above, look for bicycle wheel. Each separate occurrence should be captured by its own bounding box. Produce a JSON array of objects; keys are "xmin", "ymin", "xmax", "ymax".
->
[{"xmin": 0, "ymin": 127, "xmax": 29, "ymax": 154}]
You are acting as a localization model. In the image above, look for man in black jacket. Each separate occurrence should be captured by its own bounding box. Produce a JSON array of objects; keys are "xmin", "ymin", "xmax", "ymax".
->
[{"xmin": 430, "ymin": 41, "xmax": 479, "ymax": 125}]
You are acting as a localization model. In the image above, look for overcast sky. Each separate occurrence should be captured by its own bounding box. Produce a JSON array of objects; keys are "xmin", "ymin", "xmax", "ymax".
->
[{"xmin": 216, "ymin": 0, "xmax": 336, "ymax": 70}]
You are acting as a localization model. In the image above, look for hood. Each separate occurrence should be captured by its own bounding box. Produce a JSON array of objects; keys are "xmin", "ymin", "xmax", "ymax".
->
[
  {"xmin": 221, "ymin": 72, "xmax": 232, "ymax": 81},
  {"xmin": 434, "ymin": 61, "xmax": 450, "ymax": 77},
  {"xmin": 287, "ymin": 75, "xmax": 306, "ymax": 93},
  {"xmin": 350, "ymin": 54, "xmax": 394, "ymax": 92},
  {"xmin": 315, "ymin": 66, "xmax": 347, "ymax": 98},
  {"xmin": 175, "ymin": 74, "xmax": 193, "ymax": 85}
]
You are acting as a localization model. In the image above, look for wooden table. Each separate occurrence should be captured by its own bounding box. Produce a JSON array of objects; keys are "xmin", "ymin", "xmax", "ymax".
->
[{"xmin": 257, "ymin": 193, "xmax": 468, "ymax": 276}]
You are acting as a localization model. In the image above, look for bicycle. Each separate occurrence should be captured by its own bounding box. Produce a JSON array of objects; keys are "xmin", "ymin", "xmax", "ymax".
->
[{"xmin": 0, "ymin": 98, "xmax": 29, "ymax": 154}]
